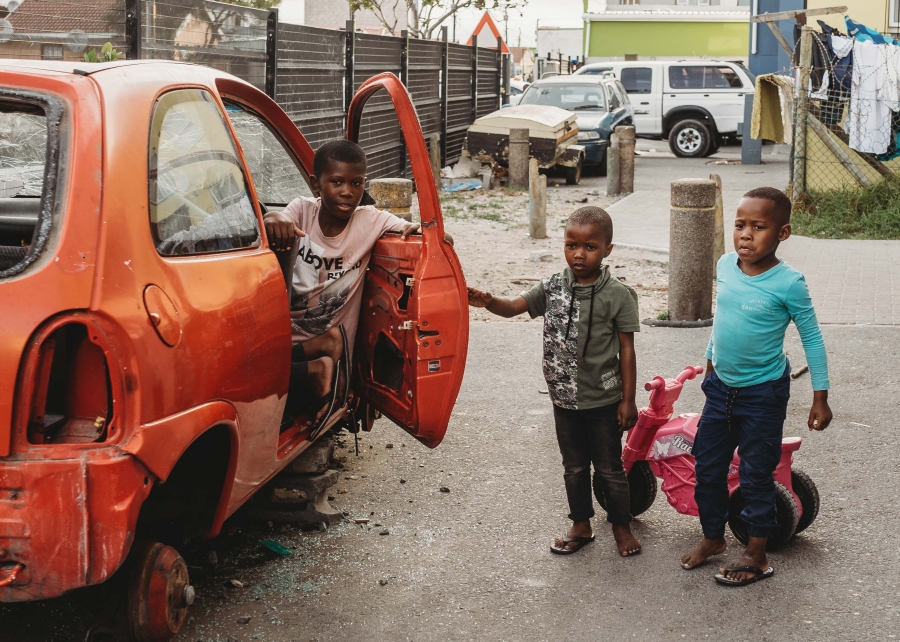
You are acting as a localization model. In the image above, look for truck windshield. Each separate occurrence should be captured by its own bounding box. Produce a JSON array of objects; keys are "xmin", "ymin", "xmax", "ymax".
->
[{"xmin": 519, "ymin": 84, "xmax": 608, "ymax": 111}]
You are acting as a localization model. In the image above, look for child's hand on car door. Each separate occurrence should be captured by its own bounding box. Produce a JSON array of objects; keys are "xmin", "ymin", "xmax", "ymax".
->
[
  {"xmin": 264, "ymin": 212, "xmax": 305, "ymax": 252},
  {"xmin": 467, "ymin": 287, "xmax": 493, "ymax": 308}
]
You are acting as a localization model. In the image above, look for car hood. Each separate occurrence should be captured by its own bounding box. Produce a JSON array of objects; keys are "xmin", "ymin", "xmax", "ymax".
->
[{"xmin": 575, "ymin": 113, "xmax": 608, "ymax": 131}]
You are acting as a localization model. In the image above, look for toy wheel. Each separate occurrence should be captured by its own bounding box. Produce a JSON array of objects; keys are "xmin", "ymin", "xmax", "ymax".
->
[
  {"xmin": 791, "ymin": 469, "xmax": 820, "ymax": 534},
  {"xmin": 597, "ymin": 461, "xmax": 657, "ymax": 517},
  {"xmin": 728, "ymin": 481, "xmax": 799, "ymax": 551},
  {"xmin": 565, "ymin": 155, "xmax": 583, "ymax": 185},
  {"xmin": 127, "ymin": 542, "xmax": 194, "ymax": 642}
]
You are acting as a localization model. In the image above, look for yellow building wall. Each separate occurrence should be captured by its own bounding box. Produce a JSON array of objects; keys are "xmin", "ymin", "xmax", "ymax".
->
[{"xmin": 805, "ymin": 0, "xmax": 889, "ymax": 34}]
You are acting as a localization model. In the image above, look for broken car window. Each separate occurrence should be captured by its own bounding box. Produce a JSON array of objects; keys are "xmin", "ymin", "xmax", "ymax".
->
[
  {"xmin": 149, "ymin": 89, "xmax": 260, "ymax": 256},
  {"xmin": 224, "ymin": 104, "xmax": 313, "ymax": 207},
  {"xmin": 0, "ymin": 103, "xmax": 47, "ymax": 274}
]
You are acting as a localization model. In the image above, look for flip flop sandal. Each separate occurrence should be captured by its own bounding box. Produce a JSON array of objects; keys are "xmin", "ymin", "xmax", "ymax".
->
[
  {"xmin": 714, "ymin": 564, "xmax": 775, "ymax": 587},
  {"xmin": 550, "ymin": 535, "xmax": 596, "ymax": 555}
]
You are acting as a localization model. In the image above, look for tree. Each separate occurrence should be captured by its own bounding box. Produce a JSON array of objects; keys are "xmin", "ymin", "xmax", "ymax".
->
[{"xmin": 349, "ymin": 0, "xmax": 524, "ymax": 41}]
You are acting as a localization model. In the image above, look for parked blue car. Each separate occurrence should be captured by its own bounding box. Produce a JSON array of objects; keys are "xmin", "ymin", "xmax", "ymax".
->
[{"xmin": 517, "ymin": 74, "xmax": 634, "ymax": 174}]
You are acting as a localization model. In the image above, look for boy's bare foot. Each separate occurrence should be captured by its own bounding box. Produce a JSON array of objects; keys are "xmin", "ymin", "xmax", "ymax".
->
[
  {"xmin": 307, "ymin": 356, "xmax": 335, "ymax": 399},
  {"xmin": 551, "ymin": 520, "xmax": 594, "ymax": 553},
  {"xmin": 681, "ymin": 537, "xmax": 727, "ymax": 569},
  {"xmin": 612, "ymin": 524, "xmax": 641, "ymax": 557},
  {"xmin": 719, "ymin": 537, "xmax": 768, "ymax": 582}
]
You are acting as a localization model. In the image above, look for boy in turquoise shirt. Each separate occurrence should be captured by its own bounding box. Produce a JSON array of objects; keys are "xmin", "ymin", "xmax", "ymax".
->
[{"xmin": 680, "ymin": 187, "xmax": 832, "ymax": 586}]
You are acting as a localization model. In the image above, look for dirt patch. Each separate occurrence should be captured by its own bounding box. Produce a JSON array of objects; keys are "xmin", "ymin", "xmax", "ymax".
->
[{"xmin": 419, "ymin": 185, "xmax": 669, "ymax": 322}]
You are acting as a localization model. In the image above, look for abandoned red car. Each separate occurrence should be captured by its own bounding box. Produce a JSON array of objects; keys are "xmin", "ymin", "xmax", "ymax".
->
[{"xmin": 0, "ymin": 60, "xmax": 467, "ymax": 640}]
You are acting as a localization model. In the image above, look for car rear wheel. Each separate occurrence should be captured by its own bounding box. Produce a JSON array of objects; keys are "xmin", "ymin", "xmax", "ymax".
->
[
  {"xmin": 668, "ymin": 119, "xmax": 711, "ymax": 158},
  {"xmin": 127, "ymin": 542, "xmax": 194, "ymax": 641}
]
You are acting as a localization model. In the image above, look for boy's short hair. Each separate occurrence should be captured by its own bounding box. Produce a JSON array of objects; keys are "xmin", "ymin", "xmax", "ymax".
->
[
  {"xmin": 743, "ymin": 186, "xmax": 791, "ymax": 225},
  {"xmin": 567, "ymin": 206, "xmax": 614, "ymax": 243},
  {"xmin": 313, "ymin": 139, "xmax": 368, "ymax": 177}
]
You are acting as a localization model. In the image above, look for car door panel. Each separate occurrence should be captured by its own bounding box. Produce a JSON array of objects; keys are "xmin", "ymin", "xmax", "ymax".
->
[{"xmin": 347, "ymin": 73, "xmax": 468, "ymax": 448}]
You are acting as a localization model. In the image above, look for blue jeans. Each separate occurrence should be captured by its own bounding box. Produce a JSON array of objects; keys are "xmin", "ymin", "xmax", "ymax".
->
[{"xmin": 693, "ymin": 362, "xmax": 791, "ymax": 540}]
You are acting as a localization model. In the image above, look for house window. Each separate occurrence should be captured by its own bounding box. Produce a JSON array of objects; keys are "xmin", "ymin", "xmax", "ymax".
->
[
  {"xmin": 891, "ymin": 0, "xmax": 900, "ymax": 28},
  {"xmin": 41, "ymin": 45, "xmax": 63, "ymax": 60}
]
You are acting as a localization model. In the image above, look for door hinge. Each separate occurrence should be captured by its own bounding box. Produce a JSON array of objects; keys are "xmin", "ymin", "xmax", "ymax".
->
[{"xmin": 399, "ymin": 320, "xmax": 415, "ymax": 330}]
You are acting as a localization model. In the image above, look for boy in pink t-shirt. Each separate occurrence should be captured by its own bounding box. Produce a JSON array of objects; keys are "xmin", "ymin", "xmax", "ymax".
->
[{"xmin": 264, "ymin": 140, "xmax": 418, "ymax": 415}]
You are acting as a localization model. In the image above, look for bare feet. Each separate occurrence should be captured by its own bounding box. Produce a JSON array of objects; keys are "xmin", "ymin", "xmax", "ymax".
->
[
  {"xmin": 307, "ymin": 356, "xmax": 335, "ymax": 399},
  {"xmin": 552, "ymin": 520, "xmax": 594, "ymax": 553},
  {"xmin": 611, "ymin": 524, "xmax": 641, "ymax": 557},
  {"xmin": 681, "ymin": 537, "xmax": 727, "ymax": 569},
  {"xmin": 720, "ymin": 537, "xmax": 768, "ymax": 582}
]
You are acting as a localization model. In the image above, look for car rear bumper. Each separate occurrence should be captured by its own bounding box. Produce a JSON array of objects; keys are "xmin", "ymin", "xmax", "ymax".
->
[{"xmin": 0, "ymin": 452, "xmax": 150, "ymax": 601}]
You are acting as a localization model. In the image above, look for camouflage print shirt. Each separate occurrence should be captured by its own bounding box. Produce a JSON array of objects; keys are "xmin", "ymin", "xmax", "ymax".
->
[{"xmin": 522, "ymin": 265, "xmax": 640, "ymax": 410}]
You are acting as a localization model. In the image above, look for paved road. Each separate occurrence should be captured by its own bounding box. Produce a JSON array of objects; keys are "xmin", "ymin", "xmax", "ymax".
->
[
  {"xmin": 5, "ymin": 321, "xmax": 891, "ymax": 641},
  {"xmin": 579, "ymin": 141, "xmax": 900, "ymax": 326}
]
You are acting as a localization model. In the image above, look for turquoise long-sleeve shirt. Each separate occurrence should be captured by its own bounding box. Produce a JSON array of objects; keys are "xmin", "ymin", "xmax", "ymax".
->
[{"xmin": 706, "ymin": 253, "xmax": 830, "ymax": 391}]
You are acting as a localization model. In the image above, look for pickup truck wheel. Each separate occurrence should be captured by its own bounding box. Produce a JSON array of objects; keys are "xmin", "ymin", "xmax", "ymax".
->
[
  {"xmin": 127, "ymin": 542, "xmax": 193, "ymax": 642},
  {"xmin": 669, "ymin": 119, "xmax": 711, "ymax": 158},
  {"xmin": 565, "ymin": 155, "xmax": 583, "ymax": 185}
]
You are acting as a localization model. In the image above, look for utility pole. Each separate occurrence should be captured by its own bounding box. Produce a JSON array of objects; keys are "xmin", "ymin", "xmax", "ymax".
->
[{"xmin": 503, "ymin": 8, "xmax": 508, "ymax": 43}]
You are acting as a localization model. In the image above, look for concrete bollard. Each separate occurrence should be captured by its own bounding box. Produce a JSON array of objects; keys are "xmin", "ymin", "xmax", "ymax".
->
[
  {"xmin": 616, "ymin": 125, "xmax": 636, "ymax": 194},
  {"xmin": 509, "ymin": 128, "xmax": 530, "ymax": 190},
  {"xmin": 428, "ymin": 132, "xmax": 442, "ymax": 187},
  {"xmin": 367, "ymin": 178, "xmax": 413, "ymax": 221},
  {"xmin": 606, "ymin": 134, "xmax": 620, "ymax": 196},
  {"xmin": 709, "ymin": 173, "xmax": 725, "ymax": 274},
  {"xmin": 528, "ymin": 157, "xmax": 547, "ymax": 239},
  {"xmin": 669, "ymin": 179, "xmax": 716, "ymax": 321}
]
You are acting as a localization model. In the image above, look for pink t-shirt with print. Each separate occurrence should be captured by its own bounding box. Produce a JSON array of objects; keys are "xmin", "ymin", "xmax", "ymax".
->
[{"xmin": 283, "ymin": 196, "xmax": 407, "ymax": 356}]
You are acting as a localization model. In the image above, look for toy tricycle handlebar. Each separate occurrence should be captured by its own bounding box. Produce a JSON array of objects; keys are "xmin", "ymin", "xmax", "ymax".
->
[{"xmin": 644, "ymin": 365, "xmax": 704, "ymax": 391}]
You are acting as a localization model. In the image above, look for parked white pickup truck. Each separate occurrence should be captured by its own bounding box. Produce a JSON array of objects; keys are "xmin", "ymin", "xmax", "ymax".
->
[{"xmin": 574, "ymin": 60, "xmax": 755, "ymax": 158}]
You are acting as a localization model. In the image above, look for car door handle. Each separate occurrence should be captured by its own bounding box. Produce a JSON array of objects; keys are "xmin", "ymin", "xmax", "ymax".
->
[
  {"xmin": 634, "ymin": 110, "xmax": 649, "ymax": 115},
  {"xmin": 640, "ymin": 101, "xmax": 649, "ymax": 105},
  {"xmin": 704, "ymin": 94, "xmax": 710, "ymax": 97}
]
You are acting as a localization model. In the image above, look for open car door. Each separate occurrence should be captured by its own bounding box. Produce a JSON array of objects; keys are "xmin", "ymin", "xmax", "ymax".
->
[{"xmin": 348, "ymin": 73, "xmax": 469, "ymax": 448}]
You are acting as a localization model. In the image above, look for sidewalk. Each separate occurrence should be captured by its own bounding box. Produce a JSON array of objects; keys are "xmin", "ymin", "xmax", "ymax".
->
[{"xmin": 606, "ymin": 142, "xmax": 900, "ymax": 325}]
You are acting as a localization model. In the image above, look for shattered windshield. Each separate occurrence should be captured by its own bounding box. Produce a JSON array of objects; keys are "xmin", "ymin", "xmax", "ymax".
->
[{"xmin": 519, "ymin": 84, "xmax": 608, "ymax": 112}]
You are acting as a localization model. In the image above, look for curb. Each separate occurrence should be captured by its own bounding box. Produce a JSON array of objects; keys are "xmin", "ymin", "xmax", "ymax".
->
[
  {"xmin": 615, "ymin": 243, "xmax": 670, "ymax": 256},
  {"xmin": 642, "ymin": 317, "xmax": 713, "ymax": 328}
]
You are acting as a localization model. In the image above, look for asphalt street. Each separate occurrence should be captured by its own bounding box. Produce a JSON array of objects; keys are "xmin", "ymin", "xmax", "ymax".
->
[{"xmin": 1, "ymin": 321, "xmax": 896, "ymax": 641}]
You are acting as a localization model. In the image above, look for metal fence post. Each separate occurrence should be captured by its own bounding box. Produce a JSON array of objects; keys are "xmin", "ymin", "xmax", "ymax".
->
[
  {"xmin": 265, "ymin": 8, "xmax": 279, "ymax": 99},
  {"xmin": 496, "ymin": 36, "xmax": 503, "ymax": 109},
  {"xmin": 471, "ymin": 35, "xmax": 478, "ymax": 124},
  {"xmin": 125, "ymin": 0, "xmax": 142, "ymax": 60},
  {"xmin": 440, "ymin": 26, "xmax": 449, "ymax": 167},
  {"xmin": 399, "ymin": 29, "xmax": 409, "ymax": 177},
  {"xmin": 792, "ymin": 26, "xmax": 812, "ymax": 206},
  {"xmin": 344, "ymin": 20, "xmax": 356, "ymax": 113},
  {"xmin": 502, "ymin": 52, "xmax": 510, "ymax": 105}
]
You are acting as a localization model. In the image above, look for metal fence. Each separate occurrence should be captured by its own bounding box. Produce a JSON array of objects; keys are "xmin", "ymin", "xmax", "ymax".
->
[
  {"xmin": 0, "ymin": 0, "xmax": 505, "ymax": 180},
  {"xmin": 791, "ymin": 24, "xmax": 900, "ymax": 202}
]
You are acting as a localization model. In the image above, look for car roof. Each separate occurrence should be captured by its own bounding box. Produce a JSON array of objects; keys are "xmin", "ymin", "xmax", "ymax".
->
[
  {"xmin": 532, "ymin": 75, "xmax": 615, "ymax": 86},
  {"xmin": 578, "ymin": 60, "xmax": 735, "ymax": 70}
]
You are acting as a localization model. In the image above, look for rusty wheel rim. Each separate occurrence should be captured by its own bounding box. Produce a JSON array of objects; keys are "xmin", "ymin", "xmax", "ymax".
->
[{"xmin": 128, "ymin": 542, "xmax": 192, "ymax": 642}]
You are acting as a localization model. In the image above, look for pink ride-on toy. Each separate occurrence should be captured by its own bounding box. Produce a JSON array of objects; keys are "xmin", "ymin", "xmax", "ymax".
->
[{"xmin": 607, "ymin": 365, "xmax": 820, "ymax": 549}]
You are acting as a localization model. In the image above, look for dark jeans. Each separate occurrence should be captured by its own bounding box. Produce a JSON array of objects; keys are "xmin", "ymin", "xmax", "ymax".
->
[
  {"xmin": 553, "ymin": 403, "xmax": 631, "ymax": 525},
  {"xmin": 694, "ymin": 362, "xmax": 791, "ymax": 540}
]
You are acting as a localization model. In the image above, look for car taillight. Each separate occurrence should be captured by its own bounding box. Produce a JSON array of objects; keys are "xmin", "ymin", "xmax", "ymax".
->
[{"xmin": 26, "ymin": 322, "xmax": 113, "ymax": 445}]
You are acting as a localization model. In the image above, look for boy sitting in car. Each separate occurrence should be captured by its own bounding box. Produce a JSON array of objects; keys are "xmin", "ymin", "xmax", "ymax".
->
[{"xmin": 263, "ymin": 139, "xmax": 419, "ymax": 417}]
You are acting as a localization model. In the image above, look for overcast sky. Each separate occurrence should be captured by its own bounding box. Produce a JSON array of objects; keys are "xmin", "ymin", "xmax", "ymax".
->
[{"xmin": 275, "ymin": 0, "xmax": 584, "ymax": 47}]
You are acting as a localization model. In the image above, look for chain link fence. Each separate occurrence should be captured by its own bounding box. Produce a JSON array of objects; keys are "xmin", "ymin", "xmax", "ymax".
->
[{"xmin": 792, "ymin": 25, "xmax": 900, "ymax": 205}]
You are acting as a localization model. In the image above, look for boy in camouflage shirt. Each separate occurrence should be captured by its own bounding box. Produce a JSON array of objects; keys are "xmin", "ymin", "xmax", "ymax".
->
[{"xmin": 468, "ymin": 207, "xmax": 642, "ymax": 557}]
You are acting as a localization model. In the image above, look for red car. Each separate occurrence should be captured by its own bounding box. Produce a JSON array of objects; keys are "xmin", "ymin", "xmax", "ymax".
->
[{"xmin": 0, "ymin": 60, "xmax": 467, "ymax": 640}]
